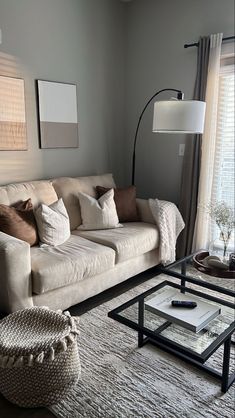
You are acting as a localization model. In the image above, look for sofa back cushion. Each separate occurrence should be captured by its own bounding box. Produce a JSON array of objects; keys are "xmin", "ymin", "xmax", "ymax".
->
[
  {"xmin": 0, "ymin": 180, "xmax": 58, "ymax": 208},
  {"xmin": 52, "ymin": 173, "xmax": 116, "ymax": 230}
]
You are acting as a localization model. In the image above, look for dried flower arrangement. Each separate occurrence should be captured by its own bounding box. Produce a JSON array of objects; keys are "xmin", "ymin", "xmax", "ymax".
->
[{"xmin": 207, "ymin": 201, "xmax": 235, "ymax": 258}]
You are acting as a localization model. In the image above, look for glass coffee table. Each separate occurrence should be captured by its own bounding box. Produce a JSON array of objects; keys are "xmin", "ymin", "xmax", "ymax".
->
[{"xmin": 108, "ymin": 253, "xmax": 235, "ymax": 393}]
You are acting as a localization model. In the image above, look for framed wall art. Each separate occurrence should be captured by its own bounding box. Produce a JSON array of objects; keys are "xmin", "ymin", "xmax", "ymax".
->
[
  {"xmin": 0, "ymin": 75, "xmax": 27, "ymax": 150},
  {"xmin": 36, "ymin": 80, "xmax": 79, "ymax": 149}
]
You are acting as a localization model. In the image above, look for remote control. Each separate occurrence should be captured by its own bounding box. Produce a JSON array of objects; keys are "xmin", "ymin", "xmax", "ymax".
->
[{"xmin": 171, "ymin": 300, "xmax": 197, "ymax": 308}]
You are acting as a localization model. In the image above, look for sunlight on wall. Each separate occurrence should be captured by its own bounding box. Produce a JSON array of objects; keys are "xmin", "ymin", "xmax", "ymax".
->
[
  {"xmin": 0, "ymin": 51, "xmax": 18, "ymax": 77},
  {"xmin": 0, "ymin": 51, "xmax": 43, "ymax": 186},
  {"xmin": 0, "ymin": 75, "xmax": 27, "ymax": 150}
]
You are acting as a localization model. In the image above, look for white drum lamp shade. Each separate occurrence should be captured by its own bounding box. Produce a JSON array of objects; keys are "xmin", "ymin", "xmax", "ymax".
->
[
  {"xmin": 131, "ymin": 88, "xmax": 206, "ymax": 185},
  {"xmin": 152, "ymin": 100, "xmax": 206, "ymax": 134}
]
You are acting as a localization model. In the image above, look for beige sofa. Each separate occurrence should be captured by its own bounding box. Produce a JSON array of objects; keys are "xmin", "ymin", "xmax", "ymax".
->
[{"xmin": 0, "ymin": 174, "xmax": 160, "ymax": 314}]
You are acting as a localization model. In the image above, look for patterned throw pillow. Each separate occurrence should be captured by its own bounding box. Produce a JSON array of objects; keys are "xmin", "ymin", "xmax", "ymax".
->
[
  {"xmin": 96, "ymin": 185, "xmax": 139, "ymax": 222},
  {"xmin": 35, "ymin": 198, "xmax": 70, "ymax": 246},
  {"xmin": 77, "ymin": 189, "xmax": 122, "ymax": 231},
  {"xmin": 0, "ymin": 198, "xmax": 38, "ymax": 246}
]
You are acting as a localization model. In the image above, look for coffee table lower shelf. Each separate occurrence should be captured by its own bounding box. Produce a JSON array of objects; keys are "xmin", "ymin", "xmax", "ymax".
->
[{"xmin": 138, "ymin": 331, "xmax": 234, "ymax": 394}]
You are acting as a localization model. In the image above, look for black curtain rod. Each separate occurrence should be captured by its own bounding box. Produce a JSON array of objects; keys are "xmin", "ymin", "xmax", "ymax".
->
[{"xmin": 184, "ymin": 35, "xmax": 235, "ymax": 48}]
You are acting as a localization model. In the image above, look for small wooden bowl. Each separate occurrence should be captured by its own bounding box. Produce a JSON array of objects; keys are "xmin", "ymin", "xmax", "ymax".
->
[{"xmin": 192, "ymin": 251, "xmax": 235, "ymax": 279}]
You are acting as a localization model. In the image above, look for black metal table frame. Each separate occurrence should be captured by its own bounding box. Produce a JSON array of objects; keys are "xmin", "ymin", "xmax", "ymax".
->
[
  {"xmin": 161, "ymin": 252, "xmax": 235, "ymax": 300},
  {"xmin": 108, "ymin": 268, "xmax": 235, "ymax": 393}
]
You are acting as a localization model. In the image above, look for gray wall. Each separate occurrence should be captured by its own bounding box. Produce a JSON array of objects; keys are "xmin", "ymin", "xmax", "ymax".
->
[
  {"xmin": 0, "ymin": 0, "xmax": 234, "ymax": 196},
  {"xmin": 0, "ymin": 0, "xmax": 125, "ymax": 186},
  {"xmin": 124, "ymin": 0, "xmax": 234, "ymax": 203}
]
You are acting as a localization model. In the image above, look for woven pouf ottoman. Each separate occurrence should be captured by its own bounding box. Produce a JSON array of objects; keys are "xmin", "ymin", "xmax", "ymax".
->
[{"xmin": 0, "ymin": 306, "xmax": 81, "ymax": 407}]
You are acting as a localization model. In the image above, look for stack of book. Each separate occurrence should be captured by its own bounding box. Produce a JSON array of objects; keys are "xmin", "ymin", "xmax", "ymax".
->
[{"xmin": 145, "ymin": 288, "xmax": 221, "ymax": 333}]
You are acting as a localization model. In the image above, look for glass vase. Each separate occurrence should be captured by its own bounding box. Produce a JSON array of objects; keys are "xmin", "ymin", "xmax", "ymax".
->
[{"xmin": 209, "ymin": 232, "xmax": 234, "ymax": 262}]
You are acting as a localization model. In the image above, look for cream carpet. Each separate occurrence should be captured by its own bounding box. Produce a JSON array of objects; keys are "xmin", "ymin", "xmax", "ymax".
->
[{"xmin": 49, "ymin": 272, "xmax": 235, "ymax": 418}]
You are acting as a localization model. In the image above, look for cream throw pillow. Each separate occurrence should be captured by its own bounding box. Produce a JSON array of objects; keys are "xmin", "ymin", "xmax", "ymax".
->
[
  {"xmin": 35, "ymin": 198, "xmax": 70, "ymax": 246},
  {"xmin": 77, "ymin": 189, "xmax": 122, "ymax": 230}
]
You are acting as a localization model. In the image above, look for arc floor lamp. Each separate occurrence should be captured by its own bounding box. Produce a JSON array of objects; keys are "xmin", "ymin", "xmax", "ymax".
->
[{"xmin": 131, "ymin": 88, "xmax": 206, "ymax": 185}]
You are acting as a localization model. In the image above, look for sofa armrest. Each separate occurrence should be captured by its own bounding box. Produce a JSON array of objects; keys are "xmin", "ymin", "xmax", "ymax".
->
[
  {"xmin": 0, "ymin": 232, "xmax": 33, "ymax": 313},
  {"xmin": 136, "ymin": 198, "xmax": 155, "ymax": 224}
]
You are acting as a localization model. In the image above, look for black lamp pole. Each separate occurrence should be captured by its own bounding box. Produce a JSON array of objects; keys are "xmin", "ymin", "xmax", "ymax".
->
[{"xmin": 131, "ymin": 88, "xmax": 183, "ymax": 185}]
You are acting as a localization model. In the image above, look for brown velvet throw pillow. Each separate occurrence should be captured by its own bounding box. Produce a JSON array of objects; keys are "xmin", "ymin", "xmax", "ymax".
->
[
  {"xmin": 0, "ymin": 198, "xmax": 38, "ymax": 246},
  {"xmin": 96, "ymin": 185, "xmax": 139, "ymax": 222}
]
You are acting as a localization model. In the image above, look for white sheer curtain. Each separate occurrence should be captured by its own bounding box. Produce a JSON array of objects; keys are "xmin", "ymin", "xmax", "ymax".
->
[{"xmin": 192, "ymin": 33, "xmax": 223, "ymax": 251}]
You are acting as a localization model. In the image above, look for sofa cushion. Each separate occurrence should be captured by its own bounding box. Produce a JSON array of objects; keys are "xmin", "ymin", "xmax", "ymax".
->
[
  {"xmin": 30, "ymin": 235, "xmax": 116, "ymax": 294},
  {"xmin": 96, "ymin": 185, "xmax": 139, "ymax": 222},
  {"xmin": 52, "ymin": 174, "xmax": 116, "ymax": 230},
  {"xmin": 73, "ymin": 222, "xmax": 159, "ymax": 263},
  {"xmin": 78, "ymin": 189, "xmax": 122, "ymax": 231},
  {"xmin": 0, "ymin": 199, "xmax": 38, "ymax": 246},
  {"xmin": 0, "ymin": 180, "xmax": 58, "ymax": 208}
]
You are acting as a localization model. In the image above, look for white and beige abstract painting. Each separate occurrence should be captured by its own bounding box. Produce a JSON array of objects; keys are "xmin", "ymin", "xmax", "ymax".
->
[
  {"xmin": 36, "ymin": 80, "xmax": 78, "ymax": 148},
  {"xmin": 0, "ymin": 75, "xmax": 27, "ymax": 150}
]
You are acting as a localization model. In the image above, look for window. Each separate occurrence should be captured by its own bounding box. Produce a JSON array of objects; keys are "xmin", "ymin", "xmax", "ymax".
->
[
  {"xmin": 210, "ymin": 43, "xmax": 235, "ymax": 247},
  {"xmin": 193, "ymin": 37, "xmax": 234, "ymax": 254}
]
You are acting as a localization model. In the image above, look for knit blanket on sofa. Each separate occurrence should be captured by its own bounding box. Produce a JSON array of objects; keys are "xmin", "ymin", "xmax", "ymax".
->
[{"xmin": 149, "ymin": 199, "xmax": 185, "ymax": 265}]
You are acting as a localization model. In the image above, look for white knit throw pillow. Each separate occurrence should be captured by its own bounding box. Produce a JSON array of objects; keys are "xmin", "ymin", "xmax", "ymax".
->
[
  {"xmin": 35, "ymin": 198, "xmax": 70, "ymax": 246},
  {"xmin": 77, "ymin": 189, "xmax": 122, "ymax": 230}
]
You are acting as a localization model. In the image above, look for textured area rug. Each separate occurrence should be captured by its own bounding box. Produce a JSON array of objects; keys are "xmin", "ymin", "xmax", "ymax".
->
[{"xmin": 49, "ymin": 273, "xmax": 235, "ymax": 418}]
